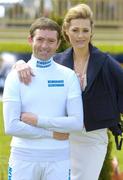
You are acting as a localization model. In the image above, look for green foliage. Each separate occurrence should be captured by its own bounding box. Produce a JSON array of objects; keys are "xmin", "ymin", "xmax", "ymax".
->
[
  {"xmin": 0, "ymin": 41, "xmax": 32, "ymax": 53},
  {"xmin": 99, "ymin": 132, "xmax": 113, "ymax": 180},
  {"xmin": 93, "ymin": 42, "xmax": 123, "ymax": 54},
  {"xmin": 0, "ymin": 40, "xmax": 123, "ymax": 55},
  {"xmin": 51, "ymin": 15, "xmax": 69, "ymax": 52}
]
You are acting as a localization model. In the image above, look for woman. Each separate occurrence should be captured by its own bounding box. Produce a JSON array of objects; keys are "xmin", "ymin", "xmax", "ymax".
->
[{"xmin": 13, "ymin": 4, "xmax": 123, "ymax": 180}]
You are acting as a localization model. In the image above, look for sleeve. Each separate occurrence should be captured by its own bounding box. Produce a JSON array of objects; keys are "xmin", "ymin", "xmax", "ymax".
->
[
  {"xmin": 108, "ymin": 55, "xmax": 123, "ymax": 113},
  {"xmin": 67, "ymin": 70, "xmax": 82, "ymax": 99},
  {"xmin": 3, "ymin": 71, "xmax": 53, "ymax": 139},
  {"xmin": 36, "ymin": 72, "xmax": 83, "ymax": 133}
]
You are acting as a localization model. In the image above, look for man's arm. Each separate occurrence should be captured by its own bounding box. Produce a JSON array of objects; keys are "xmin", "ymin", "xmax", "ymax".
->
[
  {"xmin": 21, "ymin": 96, "xmax": 83, "ymax": 133},
  {"xmin": 3, "ymin": 101, "xmax": 53, "ymax": 139},
  {"xmin": 3, "ymin": 70, "xmax": 52, "ymax": 139},
  {"xmin": 3, "ymin": 100, "xmax": 69, "ymax": 140}
]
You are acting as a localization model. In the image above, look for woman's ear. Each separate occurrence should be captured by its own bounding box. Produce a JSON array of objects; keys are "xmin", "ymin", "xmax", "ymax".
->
[{"xmin": 57, "ymin": 39, "xmax": 61, "ymax": 49}]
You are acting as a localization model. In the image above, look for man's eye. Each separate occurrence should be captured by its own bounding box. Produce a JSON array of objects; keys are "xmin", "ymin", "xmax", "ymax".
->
[
  {"xmin": 48, "ymin": 40, "xmax": 55, "ymax": 43},
  {"xmin": 38, "ymin": 39, "xmax": 43, "ymax": 41}
]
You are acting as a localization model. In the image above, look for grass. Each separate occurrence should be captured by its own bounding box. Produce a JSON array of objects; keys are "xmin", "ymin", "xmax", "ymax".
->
[
  {"xmin": 0, "ymin": 102, "xmax": 123, "ymax": 179},
  {"xmin": 0, "ymin": 102, "xmax": 11, "ymax": 180},
  {"xmin": 112, "ymin": 136, "xmax": 123, "ymax": 171}
]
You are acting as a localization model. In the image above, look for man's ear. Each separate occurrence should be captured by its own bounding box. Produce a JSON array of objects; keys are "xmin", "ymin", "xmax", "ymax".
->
[{"xmin": 28, "ymin": 36, "xmax": 33, "ymax": 45}]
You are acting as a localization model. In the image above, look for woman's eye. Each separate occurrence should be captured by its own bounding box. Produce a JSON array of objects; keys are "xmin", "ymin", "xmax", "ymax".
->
[
  {"xmin": 72, "ymin": 29, "xmax": 78, "ymax": 32},
  {"xmin": 83, "ymin": 29, "xmax": 89, "ymax": 32}
]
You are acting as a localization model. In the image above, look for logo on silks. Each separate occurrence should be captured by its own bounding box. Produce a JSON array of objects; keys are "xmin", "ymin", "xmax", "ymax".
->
[{"xmin": 48, "ymin": 80, "xmax": 64, "ymax": 87}]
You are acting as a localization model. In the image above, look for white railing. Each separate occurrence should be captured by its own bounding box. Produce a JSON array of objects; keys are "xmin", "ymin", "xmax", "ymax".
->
[{"xmin": 0, "ymin": 0, "xmax": 123, "ymax": 27}]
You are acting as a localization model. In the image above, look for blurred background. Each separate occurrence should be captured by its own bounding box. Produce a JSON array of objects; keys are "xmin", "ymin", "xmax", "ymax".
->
[
  {"xmin": 0, "ymin": 0, "xmax": 123, "ymax": 42},
  {"xmin": 0, "ymin": 0, "xmax": 123, "ymax": 180}
]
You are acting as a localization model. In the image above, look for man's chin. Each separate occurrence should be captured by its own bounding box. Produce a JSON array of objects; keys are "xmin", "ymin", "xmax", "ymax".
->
[{"xmin": 38, "ymin": 55, "xmax": 50, "ymax": 61}]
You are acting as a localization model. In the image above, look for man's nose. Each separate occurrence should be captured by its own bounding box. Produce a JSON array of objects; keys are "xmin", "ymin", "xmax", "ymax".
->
[{"xmin": 42, "ymin": 41, "xmax": 49, "ymax": 48}]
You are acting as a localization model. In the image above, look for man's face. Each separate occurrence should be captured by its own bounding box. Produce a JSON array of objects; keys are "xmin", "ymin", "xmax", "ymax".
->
[{"xmin": 29, "ymin": 29, "xmax": 60, "ymax": 60}]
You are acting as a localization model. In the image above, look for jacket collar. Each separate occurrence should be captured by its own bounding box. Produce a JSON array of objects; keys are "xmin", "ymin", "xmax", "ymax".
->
[
  {"xmin": 85, "ymin": 44, "xmax": 106, "ymax": 93},
  {"xmin": 56, "ymin": 44, "xmax": 106, "ymax": 93}
]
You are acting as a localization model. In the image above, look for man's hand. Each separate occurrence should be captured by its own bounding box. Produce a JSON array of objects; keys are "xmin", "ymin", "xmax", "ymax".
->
[
  {"xmin": 13, "ymin": 60, "xmax": 34, "ymax": 84},
  {"xmin": 21, "ymin": 112, "xmax": 37, "ymax": 126},
  {"xmin": 53, "ymin": 132, "xmax": 69, "ymax": 140}
]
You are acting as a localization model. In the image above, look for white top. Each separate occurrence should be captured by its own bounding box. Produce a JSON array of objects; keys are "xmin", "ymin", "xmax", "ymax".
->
[{"xmin": 3, "ymin": 55, "xmax": 83, "ymax": 161}]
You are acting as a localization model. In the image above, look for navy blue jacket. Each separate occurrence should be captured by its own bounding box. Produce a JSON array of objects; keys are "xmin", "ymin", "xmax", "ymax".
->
[{"xmin": 53, "ymin": 44, "xmax": 123, "ymax": 131}]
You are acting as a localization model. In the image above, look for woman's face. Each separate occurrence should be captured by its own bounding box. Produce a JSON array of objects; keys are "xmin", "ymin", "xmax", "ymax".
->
[{"xmin": 66, "ymin": 18, "xmax": 92, "ymax": 49}]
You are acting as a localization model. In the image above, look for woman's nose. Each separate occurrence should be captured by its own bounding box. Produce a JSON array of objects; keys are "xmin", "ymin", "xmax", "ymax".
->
[{"xmin": 78, "ymin": 31, "xmax": 84, "ymax": 37}]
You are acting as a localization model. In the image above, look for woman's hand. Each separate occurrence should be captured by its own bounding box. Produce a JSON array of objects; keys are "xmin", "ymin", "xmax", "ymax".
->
[
  {"xmin": 13, "ymin": 60, "xmax": 35, "ymax": 84},
  {"xmin": 21, "ymin": 112, "xmax": 37, "ymax": 126}
]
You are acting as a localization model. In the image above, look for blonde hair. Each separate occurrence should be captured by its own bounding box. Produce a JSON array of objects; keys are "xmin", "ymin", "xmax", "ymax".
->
[{"xmin": 62, "ymin": 4, "xmax": 94, "ymax": 42}]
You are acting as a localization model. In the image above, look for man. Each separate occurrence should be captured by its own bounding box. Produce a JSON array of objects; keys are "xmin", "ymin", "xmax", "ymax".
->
[{"xmin": 3, "ymin": 17, "xmax": 83, "ymax": 180}]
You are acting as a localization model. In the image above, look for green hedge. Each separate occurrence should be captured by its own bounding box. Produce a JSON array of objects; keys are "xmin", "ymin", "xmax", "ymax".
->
[
  {"xmin": 93, "ymin": 42, "xmax": 123, "ymax": 54},
  {"xmin": 0, "ymin": 41, "xmax": 123, "ymax": 54},
  {"xmin": 0, "ymin": 41, "xmax": 31, "ymax": 53}
]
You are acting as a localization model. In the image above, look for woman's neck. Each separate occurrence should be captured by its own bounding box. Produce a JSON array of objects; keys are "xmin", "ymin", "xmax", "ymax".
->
[{"xmin": 73, "ymin": 47, "xmax": 89, "ymax": 63}]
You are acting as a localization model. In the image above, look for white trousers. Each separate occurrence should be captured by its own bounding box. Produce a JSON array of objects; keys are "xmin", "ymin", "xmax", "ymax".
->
[
  {"xmin": 8, "ymin": 159, "xmax": 70, "ymax": 180},
  {"xmin": 70, "ymin": 128, "xmax": 108, "ymax": 180}
]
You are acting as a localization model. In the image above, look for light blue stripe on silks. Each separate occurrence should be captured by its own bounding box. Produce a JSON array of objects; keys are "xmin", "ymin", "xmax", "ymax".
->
[
  {"xmin": 36, "ymin": 60, "xmax": 51, "ymax": 68},
  {"xmin": 48, "ymin": 84, "xmax": 64, "ymax": 87}
]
